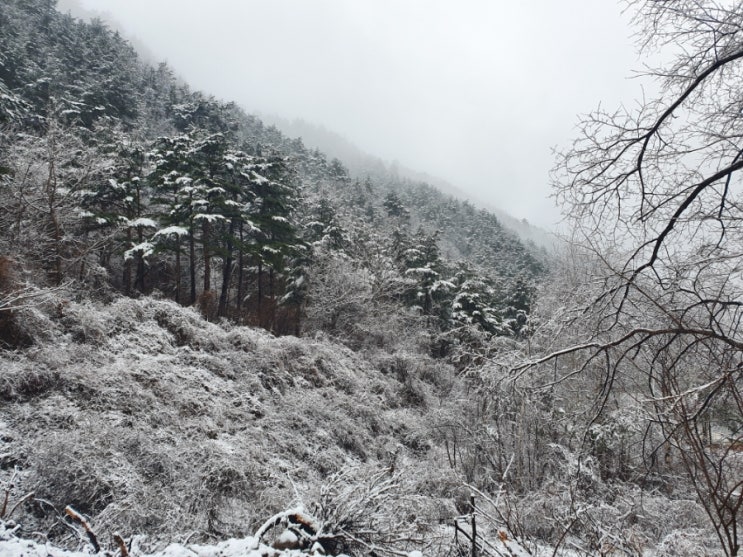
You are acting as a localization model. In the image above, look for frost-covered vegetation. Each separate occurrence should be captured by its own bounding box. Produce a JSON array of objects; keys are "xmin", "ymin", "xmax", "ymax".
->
[
  {"xmin": 2, "ymin": 0, "xmax": 742, "ymax": 555},
  {"xmin": 0, "ymin": 295, "xmax": 721, "ymax": 556},
  {"xmin": 1, "ymin": 295, "xmax": 455, "ymax": 534}
]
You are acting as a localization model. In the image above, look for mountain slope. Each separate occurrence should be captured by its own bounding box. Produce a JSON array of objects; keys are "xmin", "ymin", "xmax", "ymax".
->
[
  {"xmin": 1, "ymin": 295, "xmax": 459, "ymax": 552},
  {"xmin": 0, "ymin": 0, "xmax": 544, "ymax": 343},
  {"xmin": 263, "ymin": 113, "xmax": 557, "ymax": 250}
]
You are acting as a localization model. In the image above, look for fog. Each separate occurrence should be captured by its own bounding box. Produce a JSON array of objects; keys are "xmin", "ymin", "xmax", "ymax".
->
[{"xmin": 71, "ymin": 0, "xmax": 641, "ymax": 228}]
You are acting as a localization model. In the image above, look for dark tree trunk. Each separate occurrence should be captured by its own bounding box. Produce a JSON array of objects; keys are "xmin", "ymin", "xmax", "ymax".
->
[
  {"xmin": 123, "ymin": 228, "xmax": 132, "ymax": 295},
  {"xmin": 174, "ymin": 237, "xmax": 181, "ymax": 304},
  {"xmin": 203, "ymin": 220, "xmax": 211, "ymax": 292},
  {"xmin": 268, "ymin": 267, "xmax": 275, "ymax": 331},
  {"xmin": 257, "ymin": 260, "xmax": 263, "ymax": 324},
  {"xmin": 189, "ymin": 222, "xmax": 196, "ymax": 304},
  {"xmin": 236, "ymin": 222, "xmax": 244, "ymax": 319},
  {"xmin": 218, "ymin": 219, "xmax": 236, "ymax": 317},
  {"xmin": 135, "ymin": 227, "xmax": 145, "ymax": 292}
]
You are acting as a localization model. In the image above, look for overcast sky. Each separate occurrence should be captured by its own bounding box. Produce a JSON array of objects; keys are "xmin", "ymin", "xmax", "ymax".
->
[{"xmin": 72, "ymin": 0, "xmax": 642, "ymax": 228}]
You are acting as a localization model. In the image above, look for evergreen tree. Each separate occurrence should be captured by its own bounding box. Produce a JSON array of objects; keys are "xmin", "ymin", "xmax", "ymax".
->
[
  {"xmin": 449, "ymin": 264, "xmax": 505, "ymax": 335},
  {"xmin": 148, "ymin": 134, "xmax": 199, "ymax": 302}
]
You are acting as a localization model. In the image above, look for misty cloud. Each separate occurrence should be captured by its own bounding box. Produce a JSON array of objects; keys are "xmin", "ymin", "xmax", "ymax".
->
[{"xmin": 72, "ymin": 0, "xmax": 641, "ymax": 228}]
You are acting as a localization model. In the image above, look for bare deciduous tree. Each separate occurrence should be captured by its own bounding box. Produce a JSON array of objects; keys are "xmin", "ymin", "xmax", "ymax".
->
[{"xmin": 529, "ymin": 2, "xmax": 743, "ymax": 555}]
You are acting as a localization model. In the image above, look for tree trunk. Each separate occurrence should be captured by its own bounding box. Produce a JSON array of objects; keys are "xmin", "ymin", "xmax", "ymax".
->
[
  {"xmin": 174, "ymin": 237, "xmax": 181, "ymax": 304},
  {"xmin": 135, "ymin": 227, "xmax": 145, "ymax": 292},
  {"xmin": 123, "ymin": 228, "xmax": 132, "ymax": 294},
  {"xmin": 45, "ymin": 143, "xmax": 63, "ymax": 285},
  {"xmin": 236, "ymin": 222, "xmax": 244, "ymax": 319},
  {"xmin": 268, "ymin": 267, "xmax": 275, "ymax": 331},
  {"xmin": 257, "ymin": 260, "xmax": 263, "ymax": 325},
  {"xmin": 78, "ymin": 228, "xmax": 88, "ymax": 281},
  {"xmin": 203, "ymin": 220, "xmax": 211, "ymax": 292},
  {"xmin": 189, "ymin": 222, "xmax": 196, "ymax": 304},
  {"xmin": 218, "ymin": 219, "xmax": 236, "ymax": 317}
]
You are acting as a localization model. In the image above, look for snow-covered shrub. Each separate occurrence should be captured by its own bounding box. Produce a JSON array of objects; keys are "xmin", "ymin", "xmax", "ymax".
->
[
  {"xmin": 304, "ymin": 254, "xmax": 428, "ymax": 353},
  {"xmin": 395, "ymin": 376, "xmax": 427, "ymax": 409},
  {"xmin": 307, "ymin": 466, "xmax": 430, "ymax": 556},
  {"xmin": 479, "ymin": 444, "xmax": 610, "ymax": 549},
  {"xmin": 0, "ymin": 257, "xmax": 33, "ymax": 349},
  {"xmin": 0, "ymin": 294, "xmax": 457, "ymax": 549},
  {"xmin": 431, "ymin": 324, "xmax": 494, "ymax": 372},
  {"xmin": 3, "ymin": 303, "xmax": 57, "ymax": 348},
  {"xmin": 33, "ymin": 432, "xmax": 125, "ymax": 516},
  {"xmin": 152, "ymin": 302, "xmax": 223, "ymax": 350},
  {"xmin": 586, "ymin": 402, "xmax": 647, "ymax": 482},
  {"xmin": 509, "ymin": 470, "xmax": 714, "ymax": 555},
  {"xmin": 56, "ymin": 300, "xmax": 111, "ymax": 345},
  {"xmin": 633, "ymin": 495, "xmax": 710, "ymax": 544},
  {"xmin": 0, "ymin": 359, "xmax": 61, "ymax": 401},
  {"xmin": 369, "ymin": 351, "xmax": 458, "ymax": 410},
  {"xmin": 655, "ymin": 528, "xmax": 721, "ymax": 556},
  {"xmin": 224, "ymin": 327, "xmax": 260, "ymax": 352},
  {"xmin": 302, "ymin": 256, "xmax": 371, "ymax": 336},
  {"xmin": 417, "ymin": 359, "xmax": 456, "ymax": 393}
]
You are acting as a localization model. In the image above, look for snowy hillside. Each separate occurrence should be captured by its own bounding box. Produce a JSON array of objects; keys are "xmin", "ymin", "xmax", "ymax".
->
[
  {"xmin": 2, "ymin": 1, "xmax": 741, "ymax": 555},
  {"xmin": 0, "ymin": 293, "xmax": 724, "ymax": 556},
  {"xmin": 0, "ymin": 294, "xmax": 464, "ymax": 552}
]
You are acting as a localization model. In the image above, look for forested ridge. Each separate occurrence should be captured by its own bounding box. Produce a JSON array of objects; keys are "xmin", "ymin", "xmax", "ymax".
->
[
  {"xmin": 0, "ymin": 0, "xmax": 543, "ymax": 343},
  {"xmin": 2, "ymin": 1, "xmax": 743, "ymax": 556}
]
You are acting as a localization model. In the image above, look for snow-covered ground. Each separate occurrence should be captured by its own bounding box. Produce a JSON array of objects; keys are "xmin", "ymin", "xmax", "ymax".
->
[
  {"xmin": 1, "ymin": 518, "xmax": 540, "ymax": 557},
  {"xmin": 0, "ymin": 519, "xmax": 319, "ymax": 557}
]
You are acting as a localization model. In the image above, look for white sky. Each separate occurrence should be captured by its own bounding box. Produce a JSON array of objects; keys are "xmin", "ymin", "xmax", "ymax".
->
[{"xmin": 73, "ymin": 0, "xmax": 642, "ymax": 229}]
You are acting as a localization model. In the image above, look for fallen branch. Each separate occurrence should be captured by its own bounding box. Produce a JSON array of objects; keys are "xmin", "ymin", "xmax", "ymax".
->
[
  {"xmin": 65, "ymin": 505, "xmax": 100, "ymax": 553},
  {"xmin": 0, "ymin": 467, "xmax": 18, "ymax": 518},
  {"xmin": 6, "ymin": 491, "xmax": 34, "ymax": 519},
  {"xmin": 0, "ymin": 486, "xmax": 8, "ymax": 518},
  {"xmin": 113, "ymin": 533, "xmax": 129, "ymax": 557}
]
